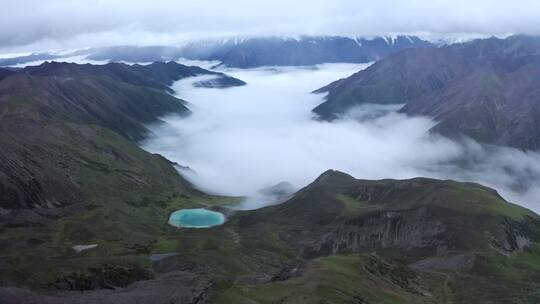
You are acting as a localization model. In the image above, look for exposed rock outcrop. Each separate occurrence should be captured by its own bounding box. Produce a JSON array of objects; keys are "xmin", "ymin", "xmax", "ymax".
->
[
  {"xmin": 0, "ymin": 271, "xmax": 211, "ymax": 304},
  {"xmin": 310, "ymin": 207, "xmax": 446, "ymax": 256}
]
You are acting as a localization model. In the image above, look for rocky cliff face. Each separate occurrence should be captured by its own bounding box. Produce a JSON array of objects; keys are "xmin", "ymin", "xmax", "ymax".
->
[
  {"xmin": 313, "ymin": 207, "xmax": 446, "ymax": 255},
  {"xmin": 490, "ymin": 217, "xmax": 533, "ymax": 254}
]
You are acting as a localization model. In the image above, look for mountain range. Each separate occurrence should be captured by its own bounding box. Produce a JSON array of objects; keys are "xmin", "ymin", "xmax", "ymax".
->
[
  {"xmin": 0, "ymin": 35, "xmax": 434, "ymax": 68},
  {"xmin": 313, "ymin": 35, "xmax": 540, "ymax": 150},
  {"xmin": 179, "ymin": 35, "xmax": 434, "ymax": 68},
  {"xmin": 1, "ymin": 38, "xmax": 540, "ymax": 303}
]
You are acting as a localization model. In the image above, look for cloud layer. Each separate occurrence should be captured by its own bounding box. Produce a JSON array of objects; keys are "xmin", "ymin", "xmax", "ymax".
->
[
  {"xmin": 142, "ymin": 64, "xmax": 540, "ymax": 212},
  {"xmin": 3, "ymin": 0, "xmax": 540, "ymax": 52}
]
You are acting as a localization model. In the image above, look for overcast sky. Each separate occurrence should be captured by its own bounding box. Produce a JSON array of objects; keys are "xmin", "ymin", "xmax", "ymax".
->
[{"xmin": 2, "ymin": 0, "xmax": 540, "ymax": 53}]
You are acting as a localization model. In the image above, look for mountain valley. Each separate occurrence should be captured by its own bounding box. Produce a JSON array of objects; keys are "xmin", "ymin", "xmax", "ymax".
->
[{"xmin": 0, "ymin": 30, "xmax": 540, "ymax": 304}]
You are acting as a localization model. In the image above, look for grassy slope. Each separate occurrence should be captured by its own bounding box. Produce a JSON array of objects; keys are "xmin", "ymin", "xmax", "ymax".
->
[
  {"xmin": 187, "ymin": 172, "xmax": 540, "ymax": 303},
  {"xmin": 89, "ymin": 171, "xmax": 537, "ymax": 303},
  {"xmin": 2, "ymin": 168, "xmax": 540, "ymax": 303},
  {"xmin": 218, "ymin": 254, "xmax": 448, "ymax": 304},
  {"xmin": 0, "ymin": 122, "xmax": 182, "ymax": 285},
  {"xmin": 0, "ymin": 62, "xmax": 246, "ymax": 292}
]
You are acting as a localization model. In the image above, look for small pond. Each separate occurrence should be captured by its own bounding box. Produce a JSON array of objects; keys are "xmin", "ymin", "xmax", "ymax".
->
[{"xmin": 168, "ymin": 208, "xmax": 225, "ymax": 228}]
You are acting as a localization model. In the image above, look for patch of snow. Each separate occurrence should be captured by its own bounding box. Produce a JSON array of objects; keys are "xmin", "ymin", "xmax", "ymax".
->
[
  {"xmin": 382, "ymin": 36, "xmax": 392, "ymax": 45},
  {"xmin": 72, "ymin": 244, "xmax": 98, "ymax": 253}
]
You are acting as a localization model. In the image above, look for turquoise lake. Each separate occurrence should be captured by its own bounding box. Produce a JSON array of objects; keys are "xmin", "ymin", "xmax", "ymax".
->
[{"xmin": 168, "ymin": 208, "xmax": 225, "ymax": 228}]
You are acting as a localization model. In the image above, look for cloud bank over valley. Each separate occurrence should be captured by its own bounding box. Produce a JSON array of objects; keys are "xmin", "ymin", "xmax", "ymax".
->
[{"xmin": 142, "ymin": 63, "xmax": 540, "ymax": 212}]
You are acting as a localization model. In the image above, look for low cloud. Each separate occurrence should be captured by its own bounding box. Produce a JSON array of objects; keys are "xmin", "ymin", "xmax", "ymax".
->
[
  {"xmin": 142, "ymin": 63, "xmax": 540, "ymax": 212},
  {"xmin": 3, "ymin": 0, "xmax": 540, "ymax": 53}
]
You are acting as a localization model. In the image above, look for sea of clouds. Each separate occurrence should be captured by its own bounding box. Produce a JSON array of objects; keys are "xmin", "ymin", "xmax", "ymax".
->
[{"xmin": 142, "ymin": 63, "xmax": 540, "ymax": 212}]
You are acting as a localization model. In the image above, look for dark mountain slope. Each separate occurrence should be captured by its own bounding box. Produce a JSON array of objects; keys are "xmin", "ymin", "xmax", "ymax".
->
[
  {"xmin": 0, "ymin": 75, "xmax": 186, "ymax": 212},
  {"xmin": 0, "ymin": 72, "xmax": 189, "ymax": 141},
  {"xmin": 0, "ymin": 119, "xmax": 187, "ymax": 210},
  {"xmin": 0, "ymin": 61, "xmax": 245, "ymax": 299},
  {"xmin": 313, "ymin": 47, "xmax": 468, "ymax": 116},
  {"xmin": 15, "ymin": 61, "xmax": 244, "ymax": 140},
  {"xmin": 402, "ymin": 57, "xmax": 540, "ymax": 148},
  {"xmin": 0, "ymin": 68, "xmax": 15, "ymax": 81},
  {"xmin": 313, "ymin": 35, "xmax": 540, "ymax": 150},
  {"xmin": 23, "ymin": 61, "xmax": 245, "ymax": 95},
  {"xmin": 0, "ymin": 61, "xmax": 244, "ymax": 212}
]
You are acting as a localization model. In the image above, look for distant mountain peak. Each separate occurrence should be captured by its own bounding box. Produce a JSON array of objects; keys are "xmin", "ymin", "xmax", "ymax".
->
[
  {"xmin": 0, "ymin": 35, "xmax": 437, "ymax": 69},
  {"xmin": 312, "ymin": 169, "xmax": 356, "ymax": 186}
]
